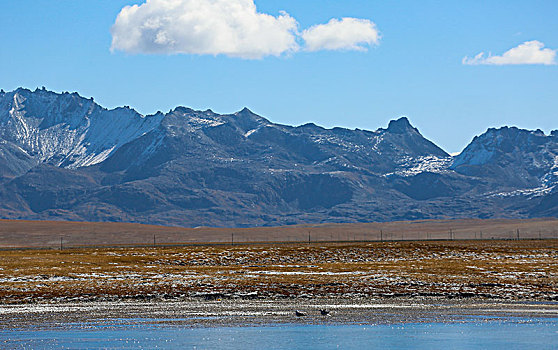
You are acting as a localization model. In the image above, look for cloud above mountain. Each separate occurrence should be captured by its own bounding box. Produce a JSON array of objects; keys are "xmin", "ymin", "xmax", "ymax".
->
[
  {"xmin": 463, "ymin": 40, "xmax": 557, "ymax": 65},
  {"xmin": 302, "ymin": 18, "xmax": 380, "ymax": 52},
  {"xmin": 110, "ymin": 0, "xmax": 379, "ymax": 59}
]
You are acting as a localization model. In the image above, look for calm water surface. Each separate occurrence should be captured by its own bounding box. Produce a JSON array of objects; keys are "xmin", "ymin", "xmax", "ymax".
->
[{"xmin": 2, "ymin": 317, "xmax": 557, "ymax": 349}]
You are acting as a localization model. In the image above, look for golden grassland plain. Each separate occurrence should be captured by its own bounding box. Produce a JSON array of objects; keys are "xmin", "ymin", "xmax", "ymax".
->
[
  {"xmin": 0, "ymin": 240, "xmax": 556, "ymax": 304},
  {"xmin": 1, "ymin": 218, "xmax": 558, "ymax": 248}
]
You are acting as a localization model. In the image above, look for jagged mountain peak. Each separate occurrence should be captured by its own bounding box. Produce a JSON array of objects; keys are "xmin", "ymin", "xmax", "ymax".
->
[
  {"xmin": 451, "ymin": 125, "xmax": 558, "ymax": 189},
  {"xmin": 231, "ymin": 107, "xmax": 271, "ymax": 122},
  {"xmin": 236, "ymin": 107, "xmax": 254, "ymax": 115},
  {"xmin": 296, "ymin": 122, "xmax": 324, "ymax": 131},
  {"xmin": 385, "ymin": 116, "xmax": 418, "ymax": 134},
  {"xmin": 171, "ymin": 106, "xmax": 195, "ymax": 114},
  {"xmin": 456, "ymin": 126, "xmax": 551, "ymax": 165},
  {"xmin": 12, "ymin": 86, "xmax": 91, "ymax": 102},
  {"xmin": 483, "ymin": 125, "xmax": 546, "ymax": 138}
]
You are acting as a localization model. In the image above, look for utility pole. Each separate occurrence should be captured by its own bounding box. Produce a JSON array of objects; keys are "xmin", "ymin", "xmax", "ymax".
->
[
  {"xmin": 231, "ymin": 233, "xmax": 234, "ymax": 246},
  {"xmin": 380, "ymin": 230, "xmax": 383, "ymax": 242},
  {"xmin": 308, "ymin": 231, "xmax": 311, "ymax": 244},
  {"xmin": 153, "ymin": 234, "xmax": 156, "ymax": 248},
  {"xmin": 517, "ymin": 229, "xmax": 520, "ymax": 240}
]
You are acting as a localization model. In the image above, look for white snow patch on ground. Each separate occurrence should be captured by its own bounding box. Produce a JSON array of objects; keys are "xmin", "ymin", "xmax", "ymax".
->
[{"xmin": 252, "ymin": 271, "xmax": 367, "ymax": 276}]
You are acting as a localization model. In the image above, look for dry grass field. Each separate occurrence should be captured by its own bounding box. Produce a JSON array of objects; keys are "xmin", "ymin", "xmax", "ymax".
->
[
  {"xmin": 0, "ymin": 240, "xmax": 556, "ymax": 303},
  {"xmin": 1, "ymin": 218, "xmax": 558, "ymax": 248}
]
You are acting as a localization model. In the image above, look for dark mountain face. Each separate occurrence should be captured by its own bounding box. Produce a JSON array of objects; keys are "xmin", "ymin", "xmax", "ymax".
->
[
  {"xmin": 0, "ymin": 88, "xmax": 556, "ymax": 227},
  {"xmin": 0, "ymin": 140, "xmax": 37, "ymax": 180}
]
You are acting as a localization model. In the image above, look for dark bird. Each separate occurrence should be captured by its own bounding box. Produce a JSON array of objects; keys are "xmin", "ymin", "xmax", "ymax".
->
[
  {"xmin": 320, "ymin": 309, "xmax": 330, "ymax": 316},
  {"xmin": 295, "ymin": 310, "xmax": 307, "ymax": 317}
]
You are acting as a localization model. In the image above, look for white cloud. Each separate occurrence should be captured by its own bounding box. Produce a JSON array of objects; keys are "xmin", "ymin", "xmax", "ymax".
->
[
  {"xmin": 111, "ymin": 0, "xmax": 299, "ymax": 59},
  {"xmin": 111, "ymin": 1, "xmax": 380, "ymax": 59},
  {"xmin": 463, "ymin": 40, "xmax": 557, "ymax": 66},
  {"xmin": 302, "ymin": 18, "xmax": 380, "ymax": 52}
]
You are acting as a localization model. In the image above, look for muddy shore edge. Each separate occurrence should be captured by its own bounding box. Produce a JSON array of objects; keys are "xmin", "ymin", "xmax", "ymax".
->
[{"xmin": 2, "ymin": 297, "xmax": 558, "ymax": 330}]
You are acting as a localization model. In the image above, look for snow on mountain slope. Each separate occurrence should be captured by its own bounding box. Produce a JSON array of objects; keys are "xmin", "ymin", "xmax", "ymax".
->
[
  {"xmin": 0, "ymin": 88, "xmax": 453, "ymax": 181},
  {"xmin": 452, "ymin": 126, "xmax": 558, "ymax": 190},
  {"xmin": 384, "ymin": 155, "xmax": 454, "ymax": 177},
  {"xmin": 0, "ymin": 88, "xmax": 163, "ymax": 169},
  {"xmin": 3, "ymin": 87, "xmax": 558, "ymax": 226}
]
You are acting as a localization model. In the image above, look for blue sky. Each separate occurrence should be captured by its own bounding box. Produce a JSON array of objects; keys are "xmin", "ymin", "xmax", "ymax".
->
[{"xmin": 1, "ymin": 0, "xmax": 557, "ymax": 153}]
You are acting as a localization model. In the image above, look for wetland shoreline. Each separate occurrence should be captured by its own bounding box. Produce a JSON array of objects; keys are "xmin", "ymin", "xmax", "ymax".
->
[{"xmin": 2, "ymin": 298, "xmax": 558, "ymax": 330}]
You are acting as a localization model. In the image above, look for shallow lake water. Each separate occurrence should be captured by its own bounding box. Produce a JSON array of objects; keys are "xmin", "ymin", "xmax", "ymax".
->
[{"xmin": 2, "ymin": 316, "xmax": 557, "ymax": 349}]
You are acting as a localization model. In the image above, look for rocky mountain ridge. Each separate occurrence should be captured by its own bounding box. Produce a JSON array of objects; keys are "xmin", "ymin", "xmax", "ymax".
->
[{"xmin": 0, "ymin": 88, "xmax": 556, "ymax": 227}]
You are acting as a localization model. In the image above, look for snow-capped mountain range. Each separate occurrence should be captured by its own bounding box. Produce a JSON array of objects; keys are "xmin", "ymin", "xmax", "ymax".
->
[
  {"xmin": 0, "ymin": 87, "xmax": 557, "ymax": 227},
  {"xmin": 0, "ymin": 88, "xmax": 162, "ymax": 169}
]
